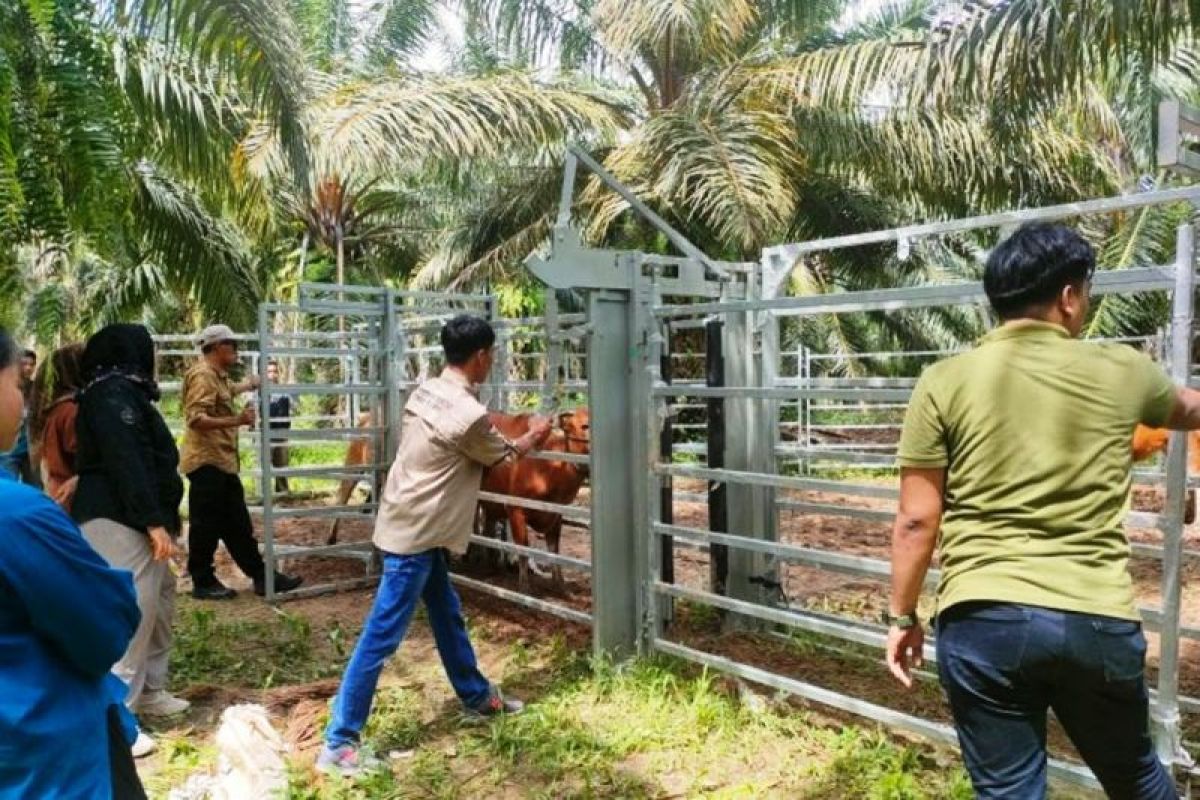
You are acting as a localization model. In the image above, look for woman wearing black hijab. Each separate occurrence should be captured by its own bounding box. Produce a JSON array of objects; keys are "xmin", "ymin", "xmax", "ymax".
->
[{"xmin": 74, "ymin": 323, "xmax": 188, "ymax": 756}]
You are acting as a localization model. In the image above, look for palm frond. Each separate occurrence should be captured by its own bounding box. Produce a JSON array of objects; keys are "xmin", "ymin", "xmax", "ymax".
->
[
  {"xmin": 364, "ymin": 0, "xmax": 440, "ymax": 66},
  {"xmin": 1085, "ymin": 198, "xmax": 1188, "ymax": 338},
  {"xmin": 462, "ymin": 0, "xmax": 604, "ymax": 71},
  {"xmin": 795, "ymin": 105, "xmax": 1121, "ymax": 216},
  {"xmin": 593, "ymin": 0, "xmax": 758, "ymax": 63},
  {"xmin": 118, "ymin": 0, "xmax": 313, "ymax": 183},
  {"xmin": 130, "ymin": 160, "xmax": 261, "ymax": 328},
  {"xmin": 317, "ymin": 73, "xmax": 628, "ymax": 170},
  {"xmin": 113, "ymin": 36, "xmax": 243, "ymax": 181},
  {"xmin": 919, "ymin": 0, "xmax": 1197, "ymax": 116},
  {"xmin": 585, "ymin": 104, "xmax": 800, "ymax": 255}
]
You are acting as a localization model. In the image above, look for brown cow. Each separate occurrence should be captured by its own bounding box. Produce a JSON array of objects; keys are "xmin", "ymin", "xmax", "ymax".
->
[
  {"xmin": 1131, "ymin": 424, "xmax": 1200, "ymax": 471},
  {"xmin": 326, "ymin": 411, "xmax": 377, "ymax": 545},
  {"xmin": 479, "ymin": 409, "xmax": 590, "ymax": 593},
  {"xmin": 1131, "ymin": 424, "xmax": 1199, "ymax": 523}
]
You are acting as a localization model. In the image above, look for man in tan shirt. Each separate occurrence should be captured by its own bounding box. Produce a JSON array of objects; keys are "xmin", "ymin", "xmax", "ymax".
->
[
  {"xmin": 318, "ymin": 315, "xmax": 552, "ymax": 777},
  {"xmin": 181, "ymin": 324, "xmax": 302, "ymax": 600}
]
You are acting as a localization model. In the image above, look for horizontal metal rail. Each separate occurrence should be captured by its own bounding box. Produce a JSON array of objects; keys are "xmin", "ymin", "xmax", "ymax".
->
[
  {"xmin": 655, "ymin": 582, "xmax": 935, "ymax": 663},
  {"xmin": 267, "ymin": 383, "xmax": 387, "ymax": 396},
  {"xmin": 476, "ymin": 491, "xmax": 591, "ymax": 522},
  {"xmin": 467, "ymin": 535, "xmax": 591, "ymax": 572},
  {"xmin": 299, "ymin": 282, "xmax": 390, "ymax": 297},
  {"xmin": 270, "ymin": 504, "xmax": 379, "ymax": 520},
  {"xmin": 656, "ymin": 464, "xmax": 898, "ymax": 499},
  {"xmin": 525, "ymin": 449, "xmax": 591, "ymax": 465},
  {"xmin": 450, "ymin": 573, "xmax": 591, "ymax": 625},
  {"xmin": 652, "ymin": 639, "xmax": 1101, "ymax": 790},
  {"xmin": 654, "ymin": 385, "xmax": 914, "ymax": 402},
  {"xmin": 273, "ymin": 541, "xmax": 376, "ymax": 558},
  {"xmin": 268, "ymin": 464, "xmax": 388, "ymax": 479},
  {"xmin": 654, "ymin": 266, "xmax": 1175, "ymax": 319},
  {"xmin": 273, "ymin": 576, "xmax": 380, "ymax": 602},
  {"xmin": 653, "ymin": 522, "xmax": 911, "ymax": 584},
  {"xmin": 764, "ymin": 186, "xmax": 1200, "ymax": 260},
  {"xmin": 263, "ymin": 427, "xmax": 383, "ymax": 442}
]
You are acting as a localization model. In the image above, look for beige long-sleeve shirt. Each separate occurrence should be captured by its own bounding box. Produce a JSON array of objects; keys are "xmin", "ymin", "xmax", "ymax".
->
[
  {"xmin": 373, "ymin": 369, "xmax": 515, "ymax": 555},
  {"xmin": 179, "ymin": 361, "xmax": 240, "ymax": 475}
]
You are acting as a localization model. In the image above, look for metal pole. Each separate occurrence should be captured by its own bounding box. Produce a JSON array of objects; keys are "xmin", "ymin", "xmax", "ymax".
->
[
  {"xmin": 588, "ymin": 280, "xmax": 640, "ymax": 657},
  {"xmin": 660, "ymin": 319, "xmax": 675, "ymax": 590},
  {"xmin": 1153, "ymin": 221, "xmax": 1196, "ymax": 772},
  {"xmin": 257, "ymin": 304, "xmax": 277, "ymax": 602},
  {"xmin": 706, "ymin": 318, "xmax": 728, "ymax": 595},
  {"xmin": 565, "ymin": 145, "xmax": 728, "ymax": 281},
  {"xmin": 544, "ymin": 288, "xmax": 562, "ymax": 410}
]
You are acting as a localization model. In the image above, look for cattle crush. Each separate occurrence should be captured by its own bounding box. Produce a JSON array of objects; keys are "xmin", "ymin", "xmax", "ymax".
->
[{"xmin": 157, "ymin": 121, "xmax": 1200, "ymax": 792}]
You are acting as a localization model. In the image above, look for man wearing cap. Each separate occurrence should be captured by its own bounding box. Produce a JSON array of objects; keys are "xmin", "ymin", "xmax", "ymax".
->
[{"xmin": 180, "ymin": 324, "xmax": 302, "ymax": 600}]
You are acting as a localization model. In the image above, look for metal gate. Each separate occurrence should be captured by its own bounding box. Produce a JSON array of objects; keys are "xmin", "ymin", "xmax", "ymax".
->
[{"xmin": 526, "ymin": 144, "xmax": 1200, "ymax": 793}]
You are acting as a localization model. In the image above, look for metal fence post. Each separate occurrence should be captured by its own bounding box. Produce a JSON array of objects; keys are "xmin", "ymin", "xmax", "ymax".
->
[
  {"xmin": 544, "ymin": 288, "xmax": 563, "ymax": 410},
  {"xmin": 257, "ymin": 304, "xmax": 277, "ymax": 601},
  {"xmin": 1153, "ymin": 221, "xmax": 1196, "ymax": 773},
  {"xmin": 588, "ymin": 274, "xmax": 641, "ymax": 658},
  {"xmin": 725, "ymin": 270, "xmax": 770, "ymax": 621},
  {"xmin": 706, "ymin": 317, "xmax": 728, "ymax": 594}
]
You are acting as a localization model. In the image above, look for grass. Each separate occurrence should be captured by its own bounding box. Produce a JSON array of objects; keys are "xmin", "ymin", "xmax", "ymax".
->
[
  {"xmin": 169, "ymin": 604, "xmax": 349, "ymax": 689},
  {"xmin": 275, "ymin": 632, "xmax": 983, "ymax": 799},
  {"xmin": 149, "ymin": 596, "xmax": 1099, "ymax": 800}
]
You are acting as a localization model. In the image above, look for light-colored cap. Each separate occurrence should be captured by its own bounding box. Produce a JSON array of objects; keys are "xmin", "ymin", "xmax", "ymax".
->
[{"xmin": 196, "ymin": 324, "xmax": 237, "ymax": 350}]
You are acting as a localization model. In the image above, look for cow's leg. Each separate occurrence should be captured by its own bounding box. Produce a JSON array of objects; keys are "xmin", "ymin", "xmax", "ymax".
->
[
  {"xmin": 325, "ymin": 477, "xmax": 360, "ymax": 545},
  {"xmin": 547, "ymin": 517, "xmax": 564, "ymax": 593},
  {"xmin": 508, "ymin": 507, "xmax": 533, "ymax": 593}
]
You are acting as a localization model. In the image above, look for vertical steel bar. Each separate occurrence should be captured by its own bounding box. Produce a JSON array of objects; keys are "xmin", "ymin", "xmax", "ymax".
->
[
  {"xmin": 659, "ymin": 318, "xmax": 675, "ymax": 589},
  {"xmin": 544, "ymin": 288, "xmax": 562, "ymax": 410},
  {"xmin": 706, "ymin": 318, "xmax": 728, "ymax": 594},
  {"xmin": 588, "ymin": 281, "xmax": 639, "ymax": 657},
  {"xmin": 1153, "ymin": 221, "xmax": 1195, "ymax": 770},
  {"xmin": 637, "ymin": 260, "xmax": 662, "ymax": 651},
  {"xmin": 257, "ymin": 304, "xmax": 277, "ymax": 602},
  {"xmin": 556, "ymin": 151, "xmax": 578, "ymax": 228}
]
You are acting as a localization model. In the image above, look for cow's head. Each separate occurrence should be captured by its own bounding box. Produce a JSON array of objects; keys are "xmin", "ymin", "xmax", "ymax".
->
[{"xmin": 556, "ymin": 408, "xmax": 590, "ymax": 456}]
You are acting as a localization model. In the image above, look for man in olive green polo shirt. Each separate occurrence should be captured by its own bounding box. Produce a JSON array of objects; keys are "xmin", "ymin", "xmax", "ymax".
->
[{"xmin": 886, "ymin": 223, "xmax": 1199, "ymax": 798}]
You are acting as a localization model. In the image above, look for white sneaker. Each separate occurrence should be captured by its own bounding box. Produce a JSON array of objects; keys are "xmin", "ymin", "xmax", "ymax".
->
[
  {"xmin": 134, "ymin": 690, "xmax": 190, "ymax": 718},
  {"xmin": 132, "ymin": 731, "xmax": 157, "ymax": 759}
]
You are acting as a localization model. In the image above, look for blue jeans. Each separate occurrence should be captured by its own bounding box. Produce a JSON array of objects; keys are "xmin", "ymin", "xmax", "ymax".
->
[
  {"xmin": 325, "ymin": 550, "xmax": 492, "ymax": 748},
  {"xmin": 937, "ymin": 602, "xmax": 1176, "ymax": 799}
]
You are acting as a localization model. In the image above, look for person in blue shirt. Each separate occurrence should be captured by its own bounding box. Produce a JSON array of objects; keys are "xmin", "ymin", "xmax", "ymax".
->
[
  {"xmin": 0, "ymin": 349, "xmax": 39, "ymax": 485},
  {"xmin": 0, "ymin": 327, "xmax": 145, "ymax": 798}
]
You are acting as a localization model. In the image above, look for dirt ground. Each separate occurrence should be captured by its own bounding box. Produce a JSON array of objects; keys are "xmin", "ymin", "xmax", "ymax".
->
[{"xmin": 178, "ymin": 463, "xmax": 1200, "ymax": 793}]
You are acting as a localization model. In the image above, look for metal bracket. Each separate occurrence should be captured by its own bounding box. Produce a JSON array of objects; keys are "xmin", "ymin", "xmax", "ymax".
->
[
  {"xmin": 525, "ymin": 226, "xmax": 637, "ymax": 290},
  {"xmin": 1158, "ymin": 100, "xmax": 1200, "ymax": 177}
]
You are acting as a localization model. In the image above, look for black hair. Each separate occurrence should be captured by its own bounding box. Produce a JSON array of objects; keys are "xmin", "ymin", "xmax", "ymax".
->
[
  {"xmin": 440, "ymin": 315, "xmax": 496, "ymax": 366},
  {"xmin": 0, "ymin": 331, "xmax": 17, "ymax": 371},
  {"xmin": 984, "ymin": 223, "xmax": 1096, "ymax": 319},
  {"xmin": 21, "ymin": 349, "xmax": 35, "ymax": 362}
]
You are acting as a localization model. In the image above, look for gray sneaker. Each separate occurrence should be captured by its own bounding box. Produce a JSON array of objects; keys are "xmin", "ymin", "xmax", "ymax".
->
[
  {"xmin": 464, "ymin": 689, "xmax": 524, "ymax": 721},
  {"xmin": 315, "ymin": 744, "xmax": 382, "ymax": 778}
]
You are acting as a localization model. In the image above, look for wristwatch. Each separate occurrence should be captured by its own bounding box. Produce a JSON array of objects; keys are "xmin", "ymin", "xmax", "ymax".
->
[{"xmin": 882, "ymin": 610, "xmax": 920, "ymax": 629}]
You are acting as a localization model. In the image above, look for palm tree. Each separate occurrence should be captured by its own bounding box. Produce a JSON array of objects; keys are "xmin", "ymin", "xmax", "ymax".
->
[
  {"xmin": 0, "ymin": 0, "xmax": 629, "ymax": 345},
  {"xmin": 420, "ymin": 0, "xmax": 1200, "ymax": 362}
]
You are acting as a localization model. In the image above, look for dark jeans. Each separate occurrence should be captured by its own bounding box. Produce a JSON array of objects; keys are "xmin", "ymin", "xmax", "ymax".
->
[
  {"xmin": 186, "ymin": 465, "xmax": 265, "ymax": 586},
  {"xmin": 937, "ymin": 602, "xmax": 1176, "ymax": 799},
  {"xmin": 106, "ymin": 705, "xmax": 146, "ymax": 800},
  {"xmin": 270, "ymin": 445, "xmax": 289, "ymax": 494},
  {"xmin": 325, "ymin": 550, "xmax": 492, "ymax": 748}
]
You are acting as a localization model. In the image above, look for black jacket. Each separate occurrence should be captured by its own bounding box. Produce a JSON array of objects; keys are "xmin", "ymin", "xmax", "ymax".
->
[{"xmin": 72, "ymin": 325, "xmax": 184, "ymax": 535}]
